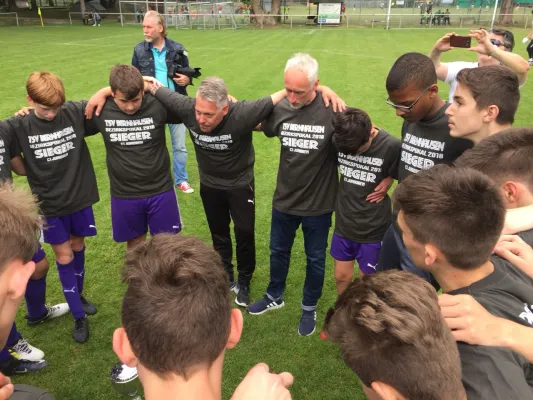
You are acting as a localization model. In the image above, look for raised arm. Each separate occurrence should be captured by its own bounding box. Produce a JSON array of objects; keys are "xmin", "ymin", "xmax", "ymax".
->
[
  {"xmin": 428, "ymin": 32, "xmax": 455, "ymax": 81},
  {"xmin": 502, "ymin": 205, "xmax": 533, "ymax": 235}
]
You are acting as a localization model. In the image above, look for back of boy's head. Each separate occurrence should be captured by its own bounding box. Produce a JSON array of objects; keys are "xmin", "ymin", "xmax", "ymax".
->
[
  {"xmin": 456, "ymin": 65, "xmax": 519, "ymax": 125},
  {"xmin": 333, "ymin": 107, "xmax": 372, "ymax": 155},
  {"xmin": 121, "ymin": 234, "xmax": 231, "ymax": 379},
  {"xmin": 386, "ymin": 52, "xmax": 437, "ymax": 93},
  {"xmin": 26, "ymin": 72, "xmax": 66, "ymax": 108},
  {"xmin": 109, "ymin": 65, "xmax": 144, "ymax": 100},
  {"xmin": 394, "ymin": 164, "xmax": 505, "ymax": 269},
  {"xmin": 455, "ymin": 127, "xmax": 533, "ymax": 192},
  {"xmin": 0, "ymin": 182, "xmax": 40, "ymax": 271},
  {"xmin": 324, "ymin": 270, "xmax": 464, "ymax": 400}
]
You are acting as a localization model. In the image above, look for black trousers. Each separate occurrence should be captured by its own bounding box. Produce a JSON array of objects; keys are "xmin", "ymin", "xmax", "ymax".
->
[
  {"xmin": 200, "ymin": 180, "xmax": 255, "ymax": 286},
  {"xmin": 527, "ymin": 40, "xmax": 533, "ymax": 59}
]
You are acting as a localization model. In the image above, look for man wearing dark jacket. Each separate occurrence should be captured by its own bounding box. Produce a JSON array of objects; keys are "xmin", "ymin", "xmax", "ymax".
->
[{"xmin": 132, "ymin": 10, "xmax": 194, "ymax": 194}]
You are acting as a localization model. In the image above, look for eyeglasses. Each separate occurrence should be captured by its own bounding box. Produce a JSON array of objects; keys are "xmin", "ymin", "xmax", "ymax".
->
[{"xmin": 386, "ymin": 85, "xmax": 432, "ymax": 112}]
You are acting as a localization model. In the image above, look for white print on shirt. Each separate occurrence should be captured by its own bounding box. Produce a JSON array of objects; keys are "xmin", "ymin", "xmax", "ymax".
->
[
  {"xmin": 401, "ymin": 132, "xmax": 446, "ymax": 175},
  {"xmin": 281, "ymin": 123, "xmax": 325, "ymax": 155},
  {"xmin": 338, "ymin": 152, "xmax": 384, "ymax": 187},
  {"xmin": 190, "ymin": 130, "xmax": 233, "ymax": 150},
  {"xmin": 0, "ymin": 140, "xmax": 4, "ymax": 168},
  {"xmin": 519, "ymin": 303, "xmax": 533, "ymax": 325},
  {"xmin": 27, "ymin": 126, "xmax": 76, "ymax": 162},
  {"xmin": 105, "ymin": 118, "xmax": 155, "ymax": 146}
]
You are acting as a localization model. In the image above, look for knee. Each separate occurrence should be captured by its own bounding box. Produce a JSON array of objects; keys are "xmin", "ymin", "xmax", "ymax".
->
[
  {"xmin": 56, "ymin": 253, "xmax": 73, "ymax": 265},
  {"xmin": 32, "ymin": 258, "xmax": 49, "ymax": 279},
  {"xmin": 334, "ymin": 267, "xmax": 353, "ymax": 283},
  {"xmin": 70, "ymin": 237, "xmax": 85, "ymax": 252}
]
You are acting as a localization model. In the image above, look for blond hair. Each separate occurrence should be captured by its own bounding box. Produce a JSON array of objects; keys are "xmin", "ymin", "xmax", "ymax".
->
[
  {"xmin": 0, "ymin": 182, "xmax": 41, "ymax": 270},
  {"xmin": 144, "ymin": 10, "xmax": 167, "ymax": 37},
  {"xmin": 26, "ymin": 72, "xmax": 65, "ymax": 108}
]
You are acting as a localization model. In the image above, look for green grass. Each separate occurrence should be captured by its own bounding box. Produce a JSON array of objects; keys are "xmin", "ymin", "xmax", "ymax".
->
[{"xmin": 2, "ymin": 25, "xmax": 533, "ymax": 399}]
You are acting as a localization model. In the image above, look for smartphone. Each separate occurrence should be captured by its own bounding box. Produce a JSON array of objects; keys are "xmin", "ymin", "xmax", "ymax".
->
[{"xmin": 450, "ymin": 35, "xmax": 471, "ymax": 48}]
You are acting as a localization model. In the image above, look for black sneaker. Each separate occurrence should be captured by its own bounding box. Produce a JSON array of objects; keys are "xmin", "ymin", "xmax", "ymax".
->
[
  {"xmin": 81, "ymin": 295, "xmax": 97, "ymax": 315},
  {"xmin": 72, "ymin": 317, "xmax": 89, "ymax": 343},
  {"xmin": 235, "ymin": 285, "xmax": 250, "ymax": 307},
  {"xmin": 0, "ymin": 354, "xmax": 48, "ymax": 376},
  {"xmin": 229, "ymin": 281, "xmax": 239, "ymax": 295}
]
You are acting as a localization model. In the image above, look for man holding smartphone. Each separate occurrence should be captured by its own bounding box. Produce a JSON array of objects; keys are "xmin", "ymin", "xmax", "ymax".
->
[{"xmin": 429, "ymin": 28, "xmax": 529, "ymax": 101}]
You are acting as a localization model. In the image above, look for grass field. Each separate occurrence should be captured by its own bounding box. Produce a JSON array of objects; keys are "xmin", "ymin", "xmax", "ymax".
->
[{"xmin": 2, "ymin": 25, "xmax": 533, "ymax": 399}]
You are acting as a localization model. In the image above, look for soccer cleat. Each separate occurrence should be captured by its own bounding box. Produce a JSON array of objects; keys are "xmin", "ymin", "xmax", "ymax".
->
[
  {"xmin": 72, "ymin": 317, "xmax": 89, "ymax": 343},
  {"xmin": 229, "ymin": 281, "xmax": 239, "ymax": 295},
  {"xmin": 9, "ymin": 338, "xmax": 44, "ymax": 361},
  {"xmin": 26, "ymin": 303, "xmax": 70, "ymax": 326},
  {"xmin": 177, "ymin": 182, "xmax": 194, "ymax": 194},
  {"xmin": 235, "ymin": 285, "xmax": 250, "ymax": 307},
  {"xmin": 247, "ymin": 295, "xmax": 284, "ymax": 315},
  {"xmin": 81, "ymin": 295, "xmax": 97, "ymax": 315},
  {"xmin": 298, "ymin": 310, "xmax": 317, "ymax": 336},
  {"xmin": 0, "ymin": 355, "xmax": 48, "ymax": 376}
]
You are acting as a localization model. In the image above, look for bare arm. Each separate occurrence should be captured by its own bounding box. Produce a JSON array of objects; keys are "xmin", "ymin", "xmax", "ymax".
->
[
  {"xmin": 502, "ymin": 205, "xmax": 533, "ymax": 234},
  {"xmin": 428, "ymin": 32, "xmax": 455, "ymax": 81},
  {"xmin": 10, "ymin": 156, "xmax": 26, "ymax": 176},
  {"xmin": 270, "ymin": 89, "xmax": 287, "ymax": 105}
]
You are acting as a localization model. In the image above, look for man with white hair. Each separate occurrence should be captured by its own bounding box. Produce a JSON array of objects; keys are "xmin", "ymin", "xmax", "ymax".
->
[
  {"xmin": 247, "ymin": 53, "xmax": 339, "ymax": 337},
  {"xmin": 147, "ymin": 75, "xmax": 342, "ymax": 308},
  {"xmin": 132, "ymin": 10, "xmax": 194, "ymax": 194}
]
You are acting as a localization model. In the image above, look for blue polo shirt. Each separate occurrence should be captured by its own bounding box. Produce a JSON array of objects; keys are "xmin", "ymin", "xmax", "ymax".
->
[{"xmin": 151, "ymin": 46, "xmax": 176, "ymax": 91}]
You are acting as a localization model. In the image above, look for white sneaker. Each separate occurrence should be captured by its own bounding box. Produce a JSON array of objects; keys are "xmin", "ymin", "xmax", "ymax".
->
[
  {"xmin": 27, "ymin": 303, "xmax": 70, "ymax": 326},
  {"xmin": 9, "ymin": 338, "xmax": 45, "ymax": 361}
]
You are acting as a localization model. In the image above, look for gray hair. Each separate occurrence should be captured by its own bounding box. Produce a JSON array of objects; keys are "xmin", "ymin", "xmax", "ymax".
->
[
  {"xmin": 197, "ymin": 77, "xmax": 228, "ymax": 109},
  {"xmin": 284, "ymin": 53, "xmax": 319, "ymax": 86}
]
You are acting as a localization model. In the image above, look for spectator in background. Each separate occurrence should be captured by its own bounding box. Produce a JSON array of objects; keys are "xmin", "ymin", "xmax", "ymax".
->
[
  {"xmin": 132, "ymin": 11, "xmax": 195, "ymax": 194},
  {"xmin": 92, "ymin": 11, "xmax": 101, "ymax": 26},
  {"xmin": 429, "ymin": 28, "xmax": 529, "ymax": 101}
]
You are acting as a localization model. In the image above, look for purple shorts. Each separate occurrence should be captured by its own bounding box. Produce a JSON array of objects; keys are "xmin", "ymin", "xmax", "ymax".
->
[
  {"xmin": 330, "ymin": 232, "xmax": 382, "ymax": 275},
  {"xmin": 31, "ymin": 244, "xmax": 46, "ymax": 264},
  {"xmin": 111, "ymin": 189, "xmax": 182, "ymax": 243},
  {"xmin": 43, "ymin": 206, "xmax": 97, "ymax": 245}
]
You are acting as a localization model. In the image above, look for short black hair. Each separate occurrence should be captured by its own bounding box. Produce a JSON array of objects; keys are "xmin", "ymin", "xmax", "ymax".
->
[
  {"xmin": 386, "ymin": 52, "xmax": 437, "ymax": 92},
  {"xmin": 333, "ymin": 107, "xmax": 372, "ymax": 155}
]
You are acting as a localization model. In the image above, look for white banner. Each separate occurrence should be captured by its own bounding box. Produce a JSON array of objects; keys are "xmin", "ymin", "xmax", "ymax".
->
[{"xmin": 318, "ymin": 3, "xmax": 341, "ymax": 24}]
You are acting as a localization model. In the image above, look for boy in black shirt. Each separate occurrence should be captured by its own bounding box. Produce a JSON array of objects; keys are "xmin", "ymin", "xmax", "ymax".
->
[
  {"xmin": 395, "ymin": 165, "xmax": 533, "ymax": 400},
  {"xmin": 377, "ymin": 52, "xmax": 473, "ymax": 283},
  {"xmin": 9, "ymin": 72, "xmax": 99, "ymax": 343},
  {"xmin": 330, "ymin": 108, "xmax": 400, "ymax": 294},
  {"xmin": 86, "ymin": 65, "xmax": 183, "ymax": 250}
]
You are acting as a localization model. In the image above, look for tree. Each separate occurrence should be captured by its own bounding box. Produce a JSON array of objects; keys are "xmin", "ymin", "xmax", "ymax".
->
[
  {"xmin": 250, "ymin": 0, "xmax": 282, "ymax": 25},
  {"xmin": 80, "ymin": 0, "xmax": 86, "ymax": 16},
  {"xmin": 498, "ymin": 0, "xmax": 513, "ymax": 24}
]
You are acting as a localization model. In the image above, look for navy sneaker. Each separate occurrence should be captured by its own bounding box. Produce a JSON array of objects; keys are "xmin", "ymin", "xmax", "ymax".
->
[
  {"xmin": 298, "ymin": 310, "xmax": 317, "ymax": 336},
  {"xmin": 247, "ymin": 295, "xmax": 284, "ymax": 315},
  {"xmin": 0, "ymin": 354, "xmax": 48, "ymax": 376}
]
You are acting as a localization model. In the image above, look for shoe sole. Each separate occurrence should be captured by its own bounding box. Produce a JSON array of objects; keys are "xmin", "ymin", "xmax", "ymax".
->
[
  {"xmin": 247, "ymin": 301, "xmax": 285, "ymax": 315},
  {"xmin": 235, "ymin": 297, "xmax": 249, "ymax": 307},
  {"xmin": 298, "ymin": 326, "xmax": 316, "ymax": 336},
  {"xmin": 26, "ymin": 309, "xmax": 69, "ymax": 326}
]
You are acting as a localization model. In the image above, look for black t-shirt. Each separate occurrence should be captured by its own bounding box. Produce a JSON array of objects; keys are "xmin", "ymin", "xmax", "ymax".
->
[
  {"xmin": 335, "ymin": 130, "xmax": 401, "ymax": 243},
  {"xmin": 154, "ymin": 88, "xmax": 274, "ymax": 189},
  {"xmin": 86, "ymin": 95, "xmax": 181, "ymax": 198},
  {"xmin": 449, "ymin": 258, "xmax": 533, "ymax": 400},
  {"xmin": 398, "ymin": 103, "xmax": 473, "ymax": 182},
  {"xmin": 0, "ymin": 121, "xmax": 20, "ymax": 182},
  {"xmin": 262, "ymin": 93, "xmax": 338, "ymax": 216},
  {"xmin": 9, "ymin": 102, "xmax": 99, "ymax": 218}
]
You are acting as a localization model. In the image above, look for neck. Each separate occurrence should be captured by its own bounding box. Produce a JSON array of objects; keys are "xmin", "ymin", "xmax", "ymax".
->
[
  {"xmin": 140, "ymin": 362, "xmax": 223, "ymax": 400},
  {"xmin": 427, "ymin": 96, "xmax": 446, "ymax": 117},
  {"xmin": 152, "ymin": 36, "xmax": 165, "ymax": 50},
  {"xmin": 434, "ymin": 260, "xmax": 494, "ymax": 292},
  {"xmin": 471, "ymin": 122, "xmax": 511, "ymax": 143}
]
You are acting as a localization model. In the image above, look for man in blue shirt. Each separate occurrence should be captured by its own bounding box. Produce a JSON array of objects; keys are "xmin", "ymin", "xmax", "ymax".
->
[{"xmin": 132, "ymin": 10, "xmax": 194, "ymax": 194}]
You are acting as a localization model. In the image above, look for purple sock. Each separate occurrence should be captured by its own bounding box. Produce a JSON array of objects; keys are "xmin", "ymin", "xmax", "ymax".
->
[
  {"xmin": 25, "ymin": 276, "xmax": 48, "ymax": 319},
  {"xmin": 0, "ymin": 324, "xmax": 20, "ymax": 362},
  {"xmin": 0, "ymin": 346, "xmax": 10, "ymax": 362},
  {"xmin": 57, "ymin": 259, "xmax": 85, "ymax": 319},
  {"xmin": 73, "ymin": 247, "xmax": 85, "ymax": 295}
]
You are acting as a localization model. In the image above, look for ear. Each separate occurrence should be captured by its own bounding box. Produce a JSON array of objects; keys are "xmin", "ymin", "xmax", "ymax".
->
[
  {"xmin": 428, "ymin": 83, "xmax": 439, "ymax": 99},
  {"xmin": 113, "ymin": 327, "xmax": 138, "ymax": 368},
  {"xmin": 483, "ymin": 105, "xmax": 499, "ymax": 123},
  {"xmin": 501, "ymin": 181, "xmax": 520, "ymax": 206},
  {"xmin": 371, "ymin": 381, "xmax": 403, "ymax": 400},
  {"xmin": 314, "ymin": 78, "xmax": 320, "ymax": 91},
  {"xmin": 26, "ymin": 95, "xmax": 35, "ymax": 106},
  {"xmin": 424, "ymin": 243, "xmax": 438, "ymax": 267},
  {"xmin": 226, "ymin": 308, "xmax": 243, "ymax": 350},
  {"xmin": 8, "ymin": 260, "xmax": 35, "ymax": 301},
  {"xmin": 222, "ymin": 104, "xmax": 229, "ymax": 116}
]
